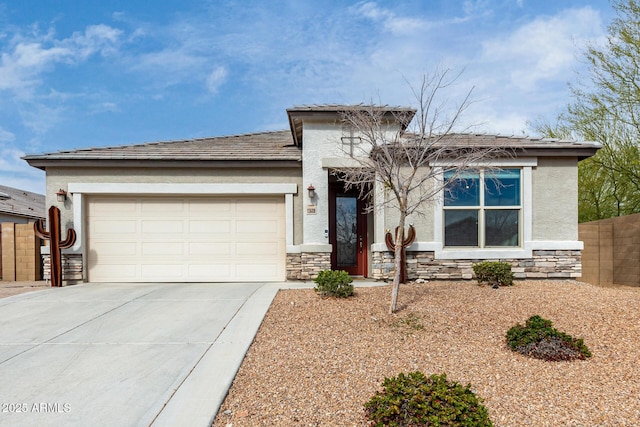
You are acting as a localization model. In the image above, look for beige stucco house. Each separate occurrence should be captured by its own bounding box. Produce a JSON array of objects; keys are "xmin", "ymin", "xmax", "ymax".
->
[{"xmin": 23, "ymin": 105, "xmax": 600, "ymax": 284}]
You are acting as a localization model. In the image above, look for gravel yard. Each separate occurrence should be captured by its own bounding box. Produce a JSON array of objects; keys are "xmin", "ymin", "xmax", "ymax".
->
[
  {"xmin": 213, "ymin": 280, "xmax": 640, "ymax": 426},
  {"xmin": 0, "ymin": 280, "xmax": 48, "ymax": 299}
]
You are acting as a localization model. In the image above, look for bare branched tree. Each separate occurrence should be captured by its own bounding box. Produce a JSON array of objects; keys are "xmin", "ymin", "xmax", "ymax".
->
[{"xmin": 334, "ymin": 69, "xmax": 510, "ymax": 313}]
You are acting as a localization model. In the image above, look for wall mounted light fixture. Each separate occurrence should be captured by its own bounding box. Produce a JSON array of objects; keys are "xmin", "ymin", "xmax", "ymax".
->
[
  {"xmin": 307, "ymin": 184, "xmax": 316, "ymax": 199},
  {"xmin": 56, "ymin": 189, "xmax": 67, "ymax": 202}
]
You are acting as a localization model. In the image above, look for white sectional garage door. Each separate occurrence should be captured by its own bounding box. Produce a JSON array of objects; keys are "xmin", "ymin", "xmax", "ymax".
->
[{"xmin": 86, "ymin": 196, "xmax": 286, "ymax": 282}]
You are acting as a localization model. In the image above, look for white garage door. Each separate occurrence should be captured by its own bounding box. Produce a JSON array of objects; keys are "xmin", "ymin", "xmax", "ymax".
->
[{"xmin": 86, "ymin": 196, "xmax": 286, "ymax": 282}]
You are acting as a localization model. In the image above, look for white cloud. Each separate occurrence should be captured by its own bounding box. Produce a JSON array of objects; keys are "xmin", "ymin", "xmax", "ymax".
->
[
  {"xmin": 463, "ymin": 1, "xmax": 491, "ymax": 16},
  {"xmin": 0, "ymin": 24, "xmax": 122, "ymax": 98},
  {"xmin": 481, "ymin": 7, "xmax": 604, "ymax": 90},
  {"xmin": 353, "ymin": 2, "xmax": 426, "ymax": 35},
  {"xmin": 0, "ymin": 146, "xmax": 28, "ymax": 172},
  {"xmin": 206, "ymin": 66, "xmax": 227, "ymax": 95},
  {"xmin": 65, "ymin": 24, "xmax": 122, "ymax": 58},
  {"xmin": 0, "ymin": 126, "xmax": 15, "ymax": 142}
]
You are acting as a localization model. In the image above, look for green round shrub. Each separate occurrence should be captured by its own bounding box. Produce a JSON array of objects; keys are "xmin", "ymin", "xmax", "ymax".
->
[
  {"xmin": 313, "ymin": 269, "xmax": 354, "ymax": 298},
  {"xmin": 506, "ymin": 315, "xmax": 591, "ymax": 361},
  {"xmin": 364, "ymin": 372, "xmax": 493, "ymax": 427},
  {"xmin": 472, "ymin": 261, "xmax": 514, "ymax": 287}
]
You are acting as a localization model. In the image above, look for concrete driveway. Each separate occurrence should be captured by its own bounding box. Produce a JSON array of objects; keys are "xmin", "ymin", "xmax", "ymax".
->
[{"xmin": 0, "ymin": 282, "xmax": 280, "ymax": 427}]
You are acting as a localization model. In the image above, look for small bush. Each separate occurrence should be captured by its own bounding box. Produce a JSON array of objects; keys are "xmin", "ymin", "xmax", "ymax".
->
[
  {"xmin": 472, "ymin": 261, "xmax": 514, "ymax": 287},
  {"xmin": 506, "ymin": 315, "xmax": 591, "ymax": 361},
  {"xmin": 364, "ymin": 372, "xmax": 494, "ymax": 427},
  {"xmin": 313, "ymin": 269, "xmax": 354, "ymax": 298},
  {"xmin": 391, "ymin": 312, "xmax": 424, "ymax": 331}
]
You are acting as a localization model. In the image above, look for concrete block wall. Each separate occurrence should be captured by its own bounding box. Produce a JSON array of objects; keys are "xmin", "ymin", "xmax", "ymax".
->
[
  {"xmin": 579, "ymin": 213, "xmax": 640, "ymax": 287},
  {"xmin": 1, "ymin": 222, "xmax": 41, "ymax": 281},
  {"xmin": 1, "ymin": 223, "xmax": 16, "ymax": 280}
]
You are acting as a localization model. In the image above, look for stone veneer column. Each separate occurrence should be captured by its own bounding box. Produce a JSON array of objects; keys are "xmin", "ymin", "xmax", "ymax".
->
[{"xmin": 42, "ymin": 252, "xmax": 83, "ymax": 285}]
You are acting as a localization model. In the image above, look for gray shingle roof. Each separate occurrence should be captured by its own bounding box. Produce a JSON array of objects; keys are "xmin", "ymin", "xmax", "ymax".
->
[
  {"xmin": 23, "ymin": 130, "xmax": 301, "ymax": 162},
  {"xmin": 0, "ymin": 185, "xmax": 45, "ymax": 220}
]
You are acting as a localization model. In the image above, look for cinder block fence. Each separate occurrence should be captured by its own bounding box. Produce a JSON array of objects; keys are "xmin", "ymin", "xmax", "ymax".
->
[
  {"xmin": 578, "ymin": 213, "xmax": 640, "ymax": 287},
  {"xmin": 0, "ymin": 222, "xmax": 42, "ymax": 281}
]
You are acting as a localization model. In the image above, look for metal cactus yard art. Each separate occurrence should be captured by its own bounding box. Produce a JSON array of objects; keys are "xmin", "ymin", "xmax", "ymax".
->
[
  {"xmin": 385, "ymin": 224, "xmax": 416, "ymax": 283},
  {"xmin": 34, "ymin": 206, "xmax": 76, "ymax": 287}
]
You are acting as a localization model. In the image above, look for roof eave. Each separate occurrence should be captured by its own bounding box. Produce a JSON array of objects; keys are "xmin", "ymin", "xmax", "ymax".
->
[{"xmin": 23, "ymin": 158, "xmax": 302, "ymax": 170}]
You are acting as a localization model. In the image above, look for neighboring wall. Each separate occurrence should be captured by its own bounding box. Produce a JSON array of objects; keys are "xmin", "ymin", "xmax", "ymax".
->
[
  {"xmin": 579, "ymin": 213, "xmax": 640, "ymax": 287},
  {"xmin": 1, "ymin": 222, "xmax": 42, "ymax": 281}
]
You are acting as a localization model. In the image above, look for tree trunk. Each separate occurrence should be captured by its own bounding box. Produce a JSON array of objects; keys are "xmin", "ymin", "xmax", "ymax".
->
[{"xmin": 389, "ymin": 211, "xmax": 406, "ymax": 313}]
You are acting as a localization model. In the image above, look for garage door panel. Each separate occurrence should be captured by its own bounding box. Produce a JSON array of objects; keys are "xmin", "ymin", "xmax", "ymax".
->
[
  {"xmin": 237, "ymin": 199, "xmax": 279, "ymax": 213},
  {"xmin": 91, "ymin": 264, "xmax": 138, "ymax": 280},
  {"xmin": 188, "ymin": 264, "xmax": 232, "ymax": 278},
  {"xmin": 142, "ymin": 220, "xmax": 184, "ymax": 234},
  {"xmin": 236, "ymin": 241, "xmax": 280, "ymax": 256},
  {"xmin": 188, "ymin": 242, "xmax": 231, "ymax": 256},
  {"xmin": 91, "ymin": 241, "xmax": 138, "ymax": 256},
  {"xmin": 235, "ymin": 263, "xmax": 279, "ymax": 279},
  {"xmin": 236, "ymin": 219, "xmax": 280, "ymax": 234},
  {"xmin": 188, "ymin": 200, "xmax": 232, "ymax": 213},
  {"xmin": 141, "ymin": 199, "xmax": 186, "ymax": 213},
  {"xmin": 141, "ymin": 264, "xmax": 184, "ymax": 278},
  {"xmin": 87, "ymin": 196, "xmax": 285, "ymax": 282},
  {"xmin": 94, "ymin": 220, "xmax": 137, "ymax": 235},
  {"xmin": 142, "ymin": 242, "xmax": 184, "ymax": 256},
  {"xmin": 92, "ymin": 199, "xmax": 138, "ymax": 213},
  {"xmin": 188, "ymin": 220, "xmax": 232, "ymax": 233}
]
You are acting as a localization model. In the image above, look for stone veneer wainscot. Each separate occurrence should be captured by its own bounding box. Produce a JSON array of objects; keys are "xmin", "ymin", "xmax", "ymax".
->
[{"xmin": 371, "ymin": 250, "xmax": 581, "ymax": 281}]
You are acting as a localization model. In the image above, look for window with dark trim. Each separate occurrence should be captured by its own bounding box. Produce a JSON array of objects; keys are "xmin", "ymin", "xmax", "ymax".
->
[{"xmin": 443, "ymin": 169, "xmax": 521, "ymax": 248}]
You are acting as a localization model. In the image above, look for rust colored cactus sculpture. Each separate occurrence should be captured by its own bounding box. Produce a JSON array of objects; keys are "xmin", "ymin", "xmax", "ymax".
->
[
  {"xmin": 385, "ymin": 225, "xmax": 416, "ymax": 284},
  {"xmin": 34, "ymin": 206, "xmax": 76, "ymax": 287}
]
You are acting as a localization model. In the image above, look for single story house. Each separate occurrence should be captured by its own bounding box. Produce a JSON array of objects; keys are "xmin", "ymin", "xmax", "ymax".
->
[
  {"xmin": 0, "ymin": 185, "xmax": 45, "ymax": 281},
  {"xmin": 0, "ymin": 185, "xmax": 45, "ymax": 224},
  {"xmin": 23, "ymin": 105, "xmax": 600, "ymax": 284}
]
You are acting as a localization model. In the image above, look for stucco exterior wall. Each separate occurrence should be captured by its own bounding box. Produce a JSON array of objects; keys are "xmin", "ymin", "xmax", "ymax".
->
[
  {"xmin": 301, "ymin": 119, "xmax": 404, "ymax": 248},
  {"xmin": 532, "ymin": 157, "xmax": 578, "ymax": 241},
  {"xmin": 381, "ymin": 166, "xmax": 435, "ymax": 243},
  {"xmin": 301, "ymin": 121, "xmax": 341, "ymax": 246},
  {"xmin": 45, "ymin": 166, "xmax": 303, "ymax": 244}
]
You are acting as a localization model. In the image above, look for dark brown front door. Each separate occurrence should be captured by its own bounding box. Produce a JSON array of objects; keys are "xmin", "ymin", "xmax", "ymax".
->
[{"xmin": 329, "ymin": 185, "xmax": 368, "ymax": 276}]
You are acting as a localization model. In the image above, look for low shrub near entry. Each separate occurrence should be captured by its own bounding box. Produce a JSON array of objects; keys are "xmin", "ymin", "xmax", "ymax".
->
[
  {"xmin": 313, "ymin": 269, "xmax": 354, "ymax": 298},
  {"xmin": 472, "ymin": 261, "xmax": 514, "ymax": 287},
  {"xmin": 364, "ymin": 371, "xmax": 494, "ymax": 427}
]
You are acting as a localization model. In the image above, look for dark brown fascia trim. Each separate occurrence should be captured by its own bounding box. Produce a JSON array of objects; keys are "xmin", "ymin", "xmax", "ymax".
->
[
  {"xmin": 24, "ymin": 159, "xmax": 302, "ymax": 171},
  {"xmin": 513, "ymin": 147, "xmax": 601, "ymax": 159}
]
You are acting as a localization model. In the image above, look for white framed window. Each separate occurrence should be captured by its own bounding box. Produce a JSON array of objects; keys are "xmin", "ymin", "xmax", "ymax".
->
[{"xmin": 443, "ymin": 169, "xmax": 522, "ymax": 248}]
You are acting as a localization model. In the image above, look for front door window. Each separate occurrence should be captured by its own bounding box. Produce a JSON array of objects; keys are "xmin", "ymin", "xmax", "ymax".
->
[{"xmin": 336, "ymin": 195, "xmax": 358, "ymax": 267}]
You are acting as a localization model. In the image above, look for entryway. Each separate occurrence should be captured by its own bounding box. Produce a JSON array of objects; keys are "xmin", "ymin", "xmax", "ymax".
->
[{"xmin": 329, "ymin": 183, "xmax": 368, "ymax": 276}]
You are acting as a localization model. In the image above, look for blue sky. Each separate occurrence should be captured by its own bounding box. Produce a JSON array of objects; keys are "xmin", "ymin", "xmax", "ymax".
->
[{"xmin": 0, "ymin": 0, "xmax": 613, "ymax": 194}]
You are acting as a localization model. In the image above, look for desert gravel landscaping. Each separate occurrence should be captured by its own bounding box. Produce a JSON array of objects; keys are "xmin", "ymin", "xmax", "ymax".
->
[
  {"xmin": 0, "ymin": 281, "xmax": 48, "ymax": 299},
  {"xmin": 213, "ymin": 280, "xmax": 640, "ymax": 426}
]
